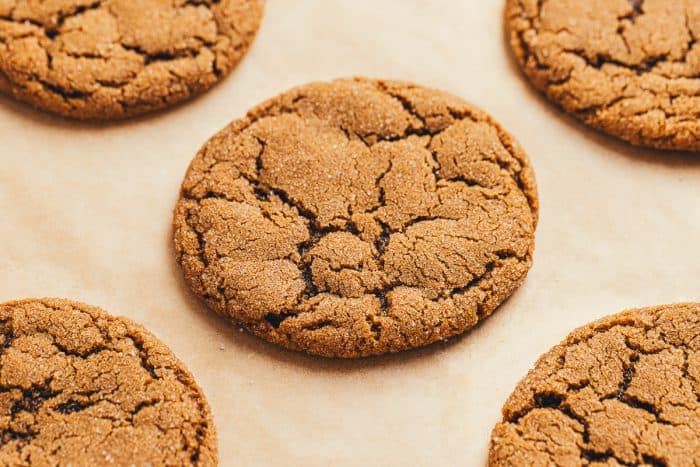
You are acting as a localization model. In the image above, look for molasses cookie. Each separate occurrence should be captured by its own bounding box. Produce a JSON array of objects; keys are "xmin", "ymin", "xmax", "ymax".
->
[
  {"xmin": 174, "ymin": 77, "xmax": 539, "ymax": 358},
  {"xmin": 0, "ymin": 0, "xmax": 263, "ymax": 120},
  {"xmin": 490, "ymin": 303, "xmax": 700, "ymax": 466},
  {"xmin": 0, "ymin": 298, "xmax": 217, "ymax": 466},
  {"xmin": 506, "ymin": 0, "xmax": 700, "ymax": 151}
]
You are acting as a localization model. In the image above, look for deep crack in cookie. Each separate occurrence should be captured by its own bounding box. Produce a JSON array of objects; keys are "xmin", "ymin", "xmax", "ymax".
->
[
  {"xmin": 0, "ymin": 298, "xmax": 217, "ymax": 466},
  {"xmin": 506, "ymin": 0, "xmax": 700, "ymax": 151},
  {"xmin": 173, "ymin": 77, "xmax": 539, "ymax": 358},
  {"xmin": 490, "ymin": 303, "xmax": 700, "ymax": 466},
  {"xmin": 0, "ymin": 0, "xmax": 263, "ymax": 120}
]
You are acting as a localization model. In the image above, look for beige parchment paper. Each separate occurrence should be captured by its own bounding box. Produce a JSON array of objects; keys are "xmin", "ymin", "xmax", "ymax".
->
[{"xmin": 2, "ymin": 1, "xmax": 700, "ymax": 465}]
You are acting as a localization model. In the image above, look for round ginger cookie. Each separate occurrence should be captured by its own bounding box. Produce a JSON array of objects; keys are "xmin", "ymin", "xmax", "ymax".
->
[
  {"xmin": 174, "ymin": 77, "xmax": 539, "ymax": 358},
  {"xmin": 490, "ymin": 303, "xmax": 700, "ymax": 466},
  {"xmin": 0, "ymin": 298, "xmax": 217, "ymax": 466},
  {"xmin": 506, "ymin": 0, "xmax": 700, "ymax": 151},
  {"xmin": 0, "ymin": 0, "xmax": 263, "ymax": 120}
]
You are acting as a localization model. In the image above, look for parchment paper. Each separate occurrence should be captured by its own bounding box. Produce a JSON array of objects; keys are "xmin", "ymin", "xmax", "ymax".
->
[{"xmin": 2, "ymin": 1, "xmax": 700, "ymax": 465}]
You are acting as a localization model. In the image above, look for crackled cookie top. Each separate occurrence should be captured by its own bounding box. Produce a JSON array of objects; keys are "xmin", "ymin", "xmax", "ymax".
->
[
  {"xmin": 174, "ymin": 78, "xmax": 539, "ymax": 358},
  {"xmin": 506, "ymin": 0, "xmax": 700, "ymax": 151},
  {"xmin": 0, "ymin": 0, "xmax": 263, "ymax": 120},
  {"xmin": 490, "ymin": 304, "xmax": 700, "ymax": 466},
  {"xmin": 0, "ymin": 298, "xmax": 216, "ymax": 466}
]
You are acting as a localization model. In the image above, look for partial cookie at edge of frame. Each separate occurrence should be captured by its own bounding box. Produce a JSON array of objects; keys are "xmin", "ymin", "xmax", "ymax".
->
[
  {"xmin": 0, "ymin": 298, "xmax": 217, "ymax": 466},
  {"xmin": 490, "ymin": 303, "xmax": 700, "ymax": 465},
  {"xmin": 506, "ymin": 0, "xmax": 700, "ymax": 151},
  {"xmin": 0, "ymin": 0, "xmax": 264, "ymax": 120}
]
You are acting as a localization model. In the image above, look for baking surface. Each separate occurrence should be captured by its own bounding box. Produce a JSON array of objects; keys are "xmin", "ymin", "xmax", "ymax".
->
[{"xmin": 1, "ymin": 1, "xmax": 699, "ymax": 465}]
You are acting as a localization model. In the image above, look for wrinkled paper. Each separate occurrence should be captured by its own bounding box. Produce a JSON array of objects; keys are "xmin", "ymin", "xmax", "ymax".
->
[{"xmin": 2, "ymin": 1, "xmax": 699, "ymax": 465}]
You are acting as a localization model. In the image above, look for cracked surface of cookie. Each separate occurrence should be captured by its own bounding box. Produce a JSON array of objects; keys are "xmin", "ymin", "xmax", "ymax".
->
[
  {"xmin": 506, "ymin": 0, "xmax": 700, "ymax": 151},
  {"xmin": 0, "ymin": 0, "xmax": 263, "ymax": 120},
  {"xmin": 0, "ymin": 298, "xmax": 217, "ymax": 466},
  {"xmin": 173, "ymin": 77, "xmax": 539, "ymax": 358},
  {"xmin": 489, "ymin": 303, "xmax": 700, "ymax": 466}
]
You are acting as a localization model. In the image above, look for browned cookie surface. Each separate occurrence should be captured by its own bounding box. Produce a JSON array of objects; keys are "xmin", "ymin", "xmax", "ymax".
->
[
  {"xmin": 490, "ymin": 303, "xmax": 700, "ymax": 466},
  {"xmin": 174, "ymin": 78, "xmax": 538, "ymax": 358},
  {"xmin": 0, "ymin": 298, "xmax": 217, "ymax": 466},
  {"xmin": 506, "ymin": 0, "xmax": 700, "ymax": 151},
  {"xmin": 0, "ymin": 0, "xmax": 263, "ymax": 120}
]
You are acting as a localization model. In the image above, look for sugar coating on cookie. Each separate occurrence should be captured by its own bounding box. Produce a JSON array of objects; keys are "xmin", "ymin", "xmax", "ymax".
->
[
  {"xmin": 0, "ymin": 0, "xmax": 263, "ymax": 120},
  {"xmin": 0, "ymin": 298, "xmax": 217, "ymax": 466},
  {"xmin": 506, "ymin": 0, "xmax": 700, "ymax": 151},
  {"xmin": 490, "ymin": 303, "xmax": 700, "ymax": 466},
  {"xmin": 174, "ymin": 78, "xmax": 539, "ymax": 358}
]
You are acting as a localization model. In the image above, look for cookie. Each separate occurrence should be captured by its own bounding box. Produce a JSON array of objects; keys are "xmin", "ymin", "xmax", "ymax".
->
[
  {"xmin": 173, "ymin": 77, "xmax": 539, "ymax": 358},
  {"xmin": 489, "ymin": 303, "xmax": 700, "ymax": 466},
  {"xmin": 0, "ymin": 0, "xmax": 263, "ymax": 120},
  {"xmin": 506, "ymin": 0, "xmax": 700, "ymax": 151},
  {"xmin": 0, "ymin": 298, "xmax": 217, "ymax": 466}
]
